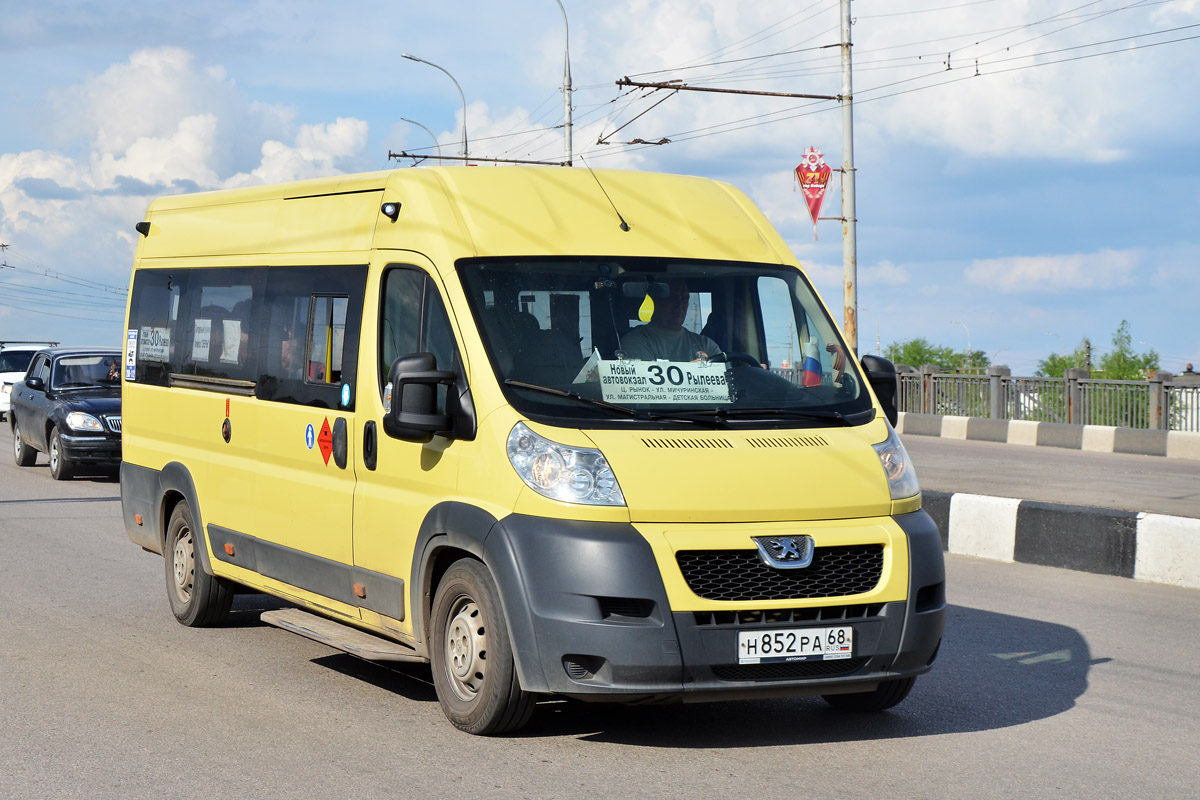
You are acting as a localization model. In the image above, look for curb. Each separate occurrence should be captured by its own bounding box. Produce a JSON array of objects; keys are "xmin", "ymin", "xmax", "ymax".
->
[
  {"xmin": 923, "ymin": 490, "xmax": 1200, "ymax": 590},
  {"xmin": 897, "ymin": 412, "xmax": 1200, "ymax": 460}
]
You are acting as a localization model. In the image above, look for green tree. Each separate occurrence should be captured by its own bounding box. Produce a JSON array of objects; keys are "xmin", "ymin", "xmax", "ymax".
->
[
  {"xmin": 1036, "ymin": 343, "xmax": 1089, "ymax": 377},
  {"xmin": 884, "ymin": 337, "xmax": 989, "ymax": 372},
  {"xmin": 1096, "ymin": 320, "xmax": 1158, "ymax": 380},
  {"xmin": 1037, "ymin": 321, "xmax": 1159, "ymax": 379}
]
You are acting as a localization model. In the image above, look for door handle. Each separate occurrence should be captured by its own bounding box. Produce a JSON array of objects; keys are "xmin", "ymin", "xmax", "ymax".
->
[{"xmin": 363, "ymin": 420, "xmax": 377, "ymax": 471}]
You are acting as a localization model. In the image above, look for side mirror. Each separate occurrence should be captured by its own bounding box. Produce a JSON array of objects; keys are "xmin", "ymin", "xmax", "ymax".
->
[
  {"xmin": 382, "ymin": 352, "xmax": 455, "ymax": 443},
  {"xmin": 25, "ymin": 377, "xmax": 45, "ymax": 392},
  {"xmin": 860, "ymin": 355, "xmax": 899, "ymax": 427}
]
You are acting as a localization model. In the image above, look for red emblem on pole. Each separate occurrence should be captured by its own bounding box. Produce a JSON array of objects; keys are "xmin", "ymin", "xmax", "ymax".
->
[
  {"xmin": 795, "ymin": 147, "xmax": 832, "ymax": 241},
  {"xmin": 317, "ymin": 417, "xmax": 333, "ymax": 465}
]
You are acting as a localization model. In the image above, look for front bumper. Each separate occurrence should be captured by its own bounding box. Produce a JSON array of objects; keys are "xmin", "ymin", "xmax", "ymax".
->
[
  {"xmin": 59, "ymin": 432, "xmax": 122, "ymax": 464},
  {"xmin": 485, "ymin": 509, "xmax": 946, "ymax": 701}
]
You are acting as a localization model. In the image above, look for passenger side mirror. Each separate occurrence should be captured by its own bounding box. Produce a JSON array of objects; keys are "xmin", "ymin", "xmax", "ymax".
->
[
  {"xmin": 382, "ymin": 352, "xmax": 455, "ymax": 443},
  {"xmin": 25, "ymin": 377, "xmax": 44, "ymax": 392},
  {"xmin": 860, "ymin": 355, "xmax": 899, "ymax": 427}
]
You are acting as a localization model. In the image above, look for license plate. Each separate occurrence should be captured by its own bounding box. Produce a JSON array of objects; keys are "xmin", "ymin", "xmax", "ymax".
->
[{"xmin": 737, "ymin": 626, "xmax": 854, "ymax": 664}]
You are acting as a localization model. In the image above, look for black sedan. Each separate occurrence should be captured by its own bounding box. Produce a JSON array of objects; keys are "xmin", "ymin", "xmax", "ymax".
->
[{"xmin": 10, "ymin": 348, "xmax": 122, "ymax": 480}]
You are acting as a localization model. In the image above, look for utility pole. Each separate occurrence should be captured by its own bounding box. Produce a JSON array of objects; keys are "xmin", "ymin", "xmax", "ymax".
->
[
  {"xmin": 840, "ymin": 0, "xmax": 858, "ymax": 354},
  {"xmin": 554, "ymin": 0, "xmax": 573, "ymax": 166},
  {"xmin": 615, "ymin": 0, "xmax": 859, "ymax": 347}
]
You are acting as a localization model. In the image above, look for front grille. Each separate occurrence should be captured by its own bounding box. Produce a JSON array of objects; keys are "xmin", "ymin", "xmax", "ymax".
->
[
  {"xmin": 677, "ymin": 545, "xmax": 883, "ymax": 601},
  {"xmin": 712, "ymin": 657, "xmax": 868, "ymax": 682},
  {"xmin": 105, "ymin": 415, "xmax": 122, "ymax": 433},
  {"xmin": 692, "ymin": 603, "xmax": 885, "ymax": 627}
]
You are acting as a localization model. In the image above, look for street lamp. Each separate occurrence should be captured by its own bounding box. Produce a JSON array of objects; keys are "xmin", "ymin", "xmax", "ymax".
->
[
  {"xmin": 400, "ymin": 118, "xmax": 442, "ymax": 159},
  {"xmin": 401, "ymin": 53, "xmax": 468, "ymax": 161},
  {"xmin": 553, "ymin": 0, "xmax": 573, "ymax": 165},
  {"xmin": 949, "ymin": 320, "xmax": 971, "ymax": 370},
  {"xmin": 858, "ymin": 306, "xmax": 881, "ymax": 355}
]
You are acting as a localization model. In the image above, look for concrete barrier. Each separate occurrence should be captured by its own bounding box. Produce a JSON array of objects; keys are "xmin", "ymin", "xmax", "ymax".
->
[
  {"xmin": 923, "ymin": 490, "xmax": 1200, "ymax": 589},
  {"xmin": 898, "ymin": 412, "xmax": 1200, "ymax": 461}
]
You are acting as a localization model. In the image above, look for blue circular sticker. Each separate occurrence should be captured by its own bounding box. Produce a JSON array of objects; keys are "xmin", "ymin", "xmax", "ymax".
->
[
  {"xmin": 305, "ymin": 423, "xmax": 315, "ymax": 450},
  {"xmin": 341, "ymin": 383, "xmax": 351, "ymax": 407}
]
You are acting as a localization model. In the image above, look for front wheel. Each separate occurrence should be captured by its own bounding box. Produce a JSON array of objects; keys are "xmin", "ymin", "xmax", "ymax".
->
[
  {"xmin": 13, "ymin": 419, "xmax": 36, "ymax": 466},
  {"xmin": 823, "ymin": 676, "xmax": 916, "ymax": 712},
  {"xmin": 430, "ymin": 559, "xmax": 533, "ymax": 735},
  {"xmin": 164, "ymin": 501, "xmax": 233, "ymax": 627},
  {"xmin": 48, "ymin": 427, "xmax": 74, "ymax": 480}
]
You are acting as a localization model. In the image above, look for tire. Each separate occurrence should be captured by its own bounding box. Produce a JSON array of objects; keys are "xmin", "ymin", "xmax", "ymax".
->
[
  {"xmin": 13, "ymin": 419, "xmax": 36, "ymax": 467},
  {"xmin": 164, "ymin": 501, "xmax": 233, "ymax": 627},
  {"xmin": 48, "ymin": 427, "xmax": 74, "ymax": 480},
  {"xmin": 823, "ymin": 676, "xmax": 916, "ymax": 712},
  {"xmin": 430, "ymin": 558, "xmax": 534, "ymax": 735}
]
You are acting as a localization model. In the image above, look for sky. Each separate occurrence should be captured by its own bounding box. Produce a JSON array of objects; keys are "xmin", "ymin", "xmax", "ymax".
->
[{"xmin": 2, "ymin": 0, "xmax": 1198, "ymax": 375}]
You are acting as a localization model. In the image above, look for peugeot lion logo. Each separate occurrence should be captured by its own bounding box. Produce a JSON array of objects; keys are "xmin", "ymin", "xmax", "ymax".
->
[{"xmin": 752, "ymin": 535, "xmax": 815, "ymax": 570}]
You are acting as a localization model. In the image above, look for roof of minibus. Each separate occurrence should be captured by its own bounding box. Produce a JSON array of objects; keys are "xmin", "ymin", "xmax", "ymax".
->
[{"xmin": 137, "ymin": 167, "xmax": 794, "ymax": 266}]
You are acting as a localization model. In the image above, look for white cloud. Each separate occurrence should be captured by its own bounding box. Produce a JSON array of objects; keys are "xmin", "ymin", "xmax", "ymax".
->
[
  {"xmin": 1, "ymin": 46, "xmax": 373, "ymax": 303},
  {"xmin": 227, "ymin": 117, "xmax": 369, "ymax": 186},
  {"xmin": 964, "ymin": 249, "xmax": 1140, "ymax": 293},
  {"xmin": 92, "ymin": 114, "xmax": 222, "ymax": 188}
]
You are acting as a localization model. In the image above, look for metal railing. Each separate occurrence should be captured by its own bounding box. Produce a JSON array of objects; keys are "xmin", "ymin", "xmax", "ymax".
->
[{"xmin": 897, "ymin": 365, "xmax": 1200, "ymax": 432}]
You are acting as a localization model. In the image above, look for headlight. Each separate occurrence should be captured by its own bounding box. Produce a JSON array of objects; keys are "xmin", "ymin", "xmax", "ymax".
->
[
  {"xmin": 507, "ymin": 422, "xmax": 625, "ymax": 506},
  {"xmin": 872, "ymin": 425, "xmax": 920, "ymax": 500},
  {"xmin": 65, "ymin": 411, "xmax": 104, "ymax": 432}
]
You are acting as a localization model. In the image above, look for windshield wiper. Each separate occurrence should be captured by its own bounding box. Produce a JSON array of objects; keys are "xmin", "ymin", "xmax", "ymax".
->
[
  {"xmin": 504, "ymin": 380, "xmax": 644, "ymax": 418},
  {"xmin": 712, "ymin": 406, "xmax": 876, "ymax": 426},
  {"xmin": 505, "ymin": 381, "xmax": 728, "ymax": 427}
]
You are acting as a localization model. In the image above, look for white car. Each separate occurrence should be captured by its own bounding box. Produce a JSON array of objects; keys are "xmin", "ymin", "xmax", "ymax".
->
[{"xmin": 1, "ymin": 344, "xmax": 55, "ymax": 420}]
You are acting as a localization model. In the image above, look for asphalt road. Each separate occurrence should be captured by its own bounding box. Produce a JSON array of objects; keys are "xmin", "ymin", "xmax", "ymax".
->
[{"xmin": 2, "ymin": 426, "xmax": 1199, "ymax": 798}]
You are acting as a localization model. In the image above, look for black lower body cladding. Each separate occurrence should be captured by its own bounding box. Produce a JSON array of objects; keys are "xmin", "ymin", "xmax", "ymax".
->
[{"xmin": 485, "ymin": 509, "xmax": 946, "ymax": 700}]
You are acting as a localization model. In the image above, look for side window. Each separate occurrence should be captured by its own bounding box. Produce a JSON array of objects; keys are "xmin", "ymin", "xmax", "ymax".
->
[
  {"xmin": 192, "ymin": 283, "xmax": 256, "ymax": 379},
  {"xmin": 257, "ymin": 265, "xmax": 367, "ymax": 409},
  {"xmin": 758, "ymin": 276, "xmax": 801, "ymax": 370},
  {"xmin": 127, "ymin": 264, "xmax": 366, "ymax": 406},
  {"xmin": 126, "ymin": 271, "xmax": 181, "ymax": 386},
  {"xmin": 305, "ymin": 296, "xmax": 349, "ymax": 384},
  {"xmin": 380, "ymin": 266, "xmax": 458, "ymax": 412},
  {"xmin": 32, "ymin": 356, "xmax": 50, "ymax": 386}
]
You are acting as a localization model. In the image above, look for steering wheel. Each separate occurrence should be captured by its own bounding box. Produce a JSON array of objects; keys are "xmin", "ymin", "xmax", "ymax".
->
[{"xmin": 722, "ymin": 352, "xmax": 762, "ymax": 369}]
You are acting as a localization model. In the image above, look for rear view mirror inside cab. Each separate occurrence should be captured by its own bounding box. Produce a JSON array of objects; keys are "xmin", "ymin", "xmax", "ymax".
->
[{"xmin": 620, "ymin": 280, "xmax": 670, "ymax": 300}]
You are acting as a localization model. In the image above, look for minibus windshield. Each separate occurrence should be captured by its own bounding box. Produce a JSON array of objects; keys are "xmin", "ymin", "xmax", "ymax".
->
[{"xmin": 457, "ymin": 257, "xmax": 873, "ymax": 427}]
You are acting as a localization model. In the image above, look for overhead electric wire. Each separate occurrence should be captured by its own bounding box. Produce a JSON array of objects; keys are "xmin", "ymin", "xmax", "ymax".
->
[
  {"xmin": 856, "ymin": 0, "xmax": 1002, "ymax": 19},
  {"xmin": 1, "ymin": 247, "xmax": 126, "ymax": 296},
  {"xmin": 570, "ymin": 25, "xmax": 1199, "ymax": 163},
  {"xmin": 0, "ymin": 299, "xmax": 124, "ymax": 323}
]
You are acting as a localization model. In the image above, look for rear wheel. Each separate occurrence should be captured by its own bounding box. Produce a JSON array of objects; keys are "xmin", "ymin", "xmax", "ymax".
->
[
  {"xmin": 48, "ymin": 427, "xmax": 74, "ymax": 480},
  {"xmin": 164, "ymin": 501, "xmax": 233, "ymax": 626},
  {"xmin": 823, "ymin": 676, "xmax": 916, "ymax": 712},
  {"xmin": 430, "ymin": 558, "xmax": 533, "ymax": 735},
  {"xmin": 13, "ymin": 419, "xmax": 36, "ymax": 466}
]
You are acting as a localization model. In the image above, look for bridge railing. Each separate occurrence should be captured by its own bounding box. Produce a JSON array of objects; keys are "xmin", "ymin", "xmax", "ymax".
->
[{"xmin": 896, "ymin": 365, "xmax": 1199, "ymax": 432}]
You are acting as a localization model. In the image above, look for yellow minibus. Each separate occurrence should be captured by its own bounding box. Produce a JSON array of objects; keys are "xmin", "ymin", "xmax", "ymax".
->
[{"xmin": 121, "ymin": 166, "xmax": 944, "ymax": 734}]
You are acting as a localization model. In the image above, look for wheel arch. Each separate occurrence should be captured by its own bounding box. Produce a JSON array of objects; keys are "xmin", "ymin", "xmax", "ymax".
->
[
  {"xmin": 155, "ymin": 462, "xmax": 219, "ymax": 579},
  {"xmin": 411, "ymin": 502, "xmax": 547, "ymax": 693}
]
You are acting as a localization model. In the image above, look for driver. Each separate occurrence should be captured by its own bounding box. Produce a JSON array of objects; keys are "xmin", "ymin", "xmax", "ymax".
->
[{"xmin": 620, "ymin": 278, "xmax": 723, "ymax": 362}]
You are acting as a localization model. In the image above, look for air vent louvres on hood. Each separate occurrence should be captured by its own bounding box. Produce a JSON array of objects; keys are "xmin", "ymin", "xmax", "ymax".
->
[
  {"xmin": 745, "ymin": 435, "xmax": 829, "ymax": 449},
  {"xmin": 640, "ymin": 437, "xmax": 733, "ymax": 450}
]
